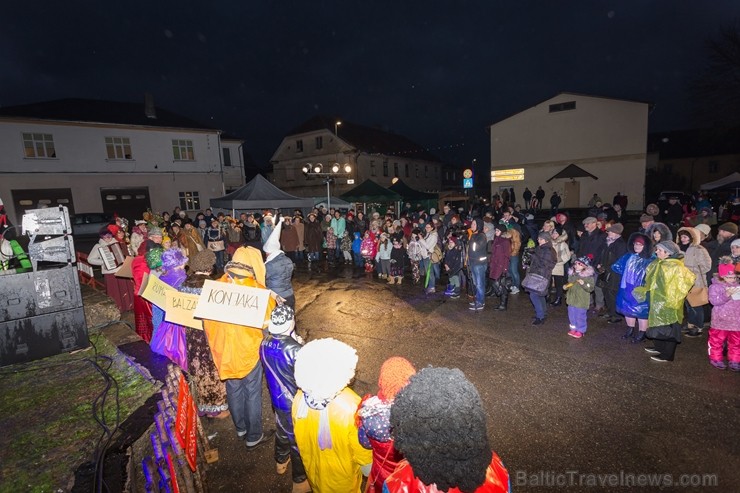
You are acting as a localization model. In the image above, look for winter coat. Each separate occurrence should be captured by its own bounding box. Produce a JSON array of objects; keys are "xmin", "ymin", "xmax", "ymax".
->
[
  {"xmin": 444, "ymin": 244, "xmax": 464, "ymax": 276},
  {"xmin": 376, "ymin": 240, "xmax": 392, "ymax": 260},
  {"xmin": 632, "ymin": 256, "xmax": 696, "ymax": 327},
  {"xmin": 340, "ymin": 233, "xmax": 353, "ymax": 252},
  {"xmin": 261, "ymin": 223, "xmax": 274, "ymax": 245},
  {"xmin": 88, "ymin": 238, "xmax": 123, "ymax": 275},
  {"xmin": 551, "ymin": 231, "xmax": 571, "ymax": 277},
  {"xmin": 528, "ymin": 241, "xmax": 557, "ymax": 279},
  {"xmin": 710, "ymin": 234, "xmax": 738, "ymax": 275},
  {"xmin": 292, "ymin": 388, "xmax": 372, "ymax": 493},
  {"xmin": 259, "ymin": 332, "xmax": 302, "ymax": 413},
  {"xmin": 243, "ymin": 222, "xmax": 261, "ymax": 244},
  {"xmin": 677, "ymin": 227, "xmax": 711, "ymax": 289},
  {"xmin": 421, "ymin": 230, "xmax": 440, "ymax": 261},
  {"xmin": 611, "ymin": 233, "xmax": 652, "ymax": 319},
  {"xmin": 576, "ymin": 228, "xmax": 605, "ymax": 263},
  {"xmin": 598, "ymin": 236, "xmax": 627, "ymax": 290},
  {"xmin": 566, "ymin": 265, "xmax": 596, "ymax": 309},
  {"xmin": 708, "ymin": 278, "xmax": 740, "ymax": 331},
  {"xmin": 265, "ymin": 251, "xmax": 294, "ymax": 299},
  {"xmin": 488, "ymin": 235, "xmax": 511, "ymax": 279},
  {"xmin": 360, "ymin": 235, "xmax": 377, "ymax": 258},
  {"xmin": 293, "ymin": 221, "xmax": 305, "ymax": 251},
  {"xmin": 352, "ymin": 232, "xmax": 362, "ymax": 254},
  {"xmin": 383, "ymin": 454, "xmax": 510, "ymax": 493},
  {"xmin": 330, "ymin": 216, "xmax": 346, "ymax": 238},
  {"xmin": 305, "ymin": 220, "xmax": 323, "ymax": 252},
  {"xmin": 390, "ymin": 245, "xmax": 406, "ymax": 270},
  {"xmin": 280, "ymin": 223, "xmax": 300, "ymax": 252},
  {"xmin": 467, "ymin": 231, "xmax": 489, "ymax": 267},
  {"xmin": 646, "ymin": 222, "xmax": 673, "ymax": 247},
  {"xmin": 357, "ymin": 396, "xmax": 404, "ymax": 493}
]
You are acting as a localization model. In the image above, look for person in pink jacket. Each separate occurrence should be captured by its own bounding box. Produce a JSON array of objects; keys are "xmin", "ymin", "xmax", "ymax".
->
[{"xmin": 707, "ymin": 262, "xmax": 740, "ymax": 371}]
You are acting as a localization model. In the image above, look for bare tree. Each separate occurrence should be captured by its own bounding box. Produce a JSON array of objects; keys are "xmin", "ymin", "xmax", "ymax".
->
[{"xmin": 691, "ymin": 21, "xmax": 740, "ymax": 126}]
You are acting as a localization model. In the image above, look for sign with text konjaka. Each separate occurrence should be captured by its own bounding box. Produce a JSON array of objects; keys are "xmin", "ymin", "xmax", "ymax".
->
[
  {"xmin": 165, "ymin": 291, "xmax": 203, "ymax": 330},
  {"xmin": 138, "ymin": 272, "xmax": 171, "ymax": 308},
  {"xmin": 193, "ymin": 279, "xmax": 271, "ymax": 327}
]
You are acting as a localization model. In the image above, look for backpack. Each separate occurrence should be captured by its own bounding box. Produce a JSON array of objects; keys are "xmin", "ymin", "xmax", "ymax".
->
[{"xmin": 430, "ymin": 244, "xmax": 443, "ymax": 263}]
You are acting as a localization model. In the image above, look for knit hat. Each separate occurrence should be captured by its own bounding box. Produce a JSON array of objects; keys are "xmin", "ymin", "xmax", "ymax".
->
[
  {"xmin": 390, "ymin": 368, "xmax": 492, "ymax": 493},
  {"xmin": 161, "ymin": 249, "xmax": 188, "ymax": 271},
  {"xmin": 646, "ymin": 203, "xmax": 660, "ymax": 216},
  {"xmin": 582, "ymin": 217, "xmax": 597, "ymax": 225},
  {"xmin": 575, "ymin": 255, "xmax": 592, "ymax": 267},
  {"xmin": 700, "ymin": 207, "xmax": 713, "ymax": 215},
  {"xmin": 145, "ymin": 247, "xmax": 164, "ymax": 269},
  {"xmin": 632, "ymin": 236, "xmax": 646, "ymax": 246},
  {"xmin": 494, "ymin": 223, "xmax": 507, "ymax": 235},
  {"xmin": 267, "ymin": 305, "xmax": 296, "ymax": 335},
  {"xmin": 606, "ymin": 223, "xmax": 624, "ymax": 235},
  {"xmin": 148, "ymin": 226, "xmax": 163, "ymax": 237},
  {"xmin": 555, "ymin": 213, "xmax": 568, "ymax": 223},
  {"xmin": 188, "ymin": 249, "xmax": 216, "ymax": 273},
  {"xmin": 718, "ymin": 263, "xmax": 736, "ymax": 278},
  {"xmin": 639, "ymin": 214, "xmax": 654, "ymax": 223},
  {"xmin": 377, "ymin": 357, "xmax": 417, "ymax": 402},
  {"xmin": 718, "ymin": 222, "xmax": 739, "ymax": 235},
  {"xmin": 731, "ymin": 238, "xmax": 740, "ymax": 248},
  {"xmin": 537, "ymin": 231, "xmax": 551, "ymax": 242},
  {"xmin": 695, "ymin": 224, "xmax": 711, "ymax": 237},
  {"xmin": 263, "ymin": 217, "xmax": 284, "ymax": 254},
  {"xmin": 656, "ymin": 240, "xmax": 680, "ymax": 256}
]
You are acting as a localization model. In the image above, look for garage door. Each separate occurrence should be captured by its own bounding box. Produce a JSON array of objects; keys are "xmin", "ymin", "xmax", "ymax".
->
[
  {"xmin": 100, "ymin": 188, "xmax": 151, "ymax": 224},
  {"xmin": 11, "ymin": 188, "xmax": 74, "ymax": 223}
]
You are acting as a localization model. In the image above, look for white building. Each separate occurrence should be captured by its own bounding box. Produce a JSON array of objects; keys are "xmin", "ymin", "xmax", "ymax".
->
[
  {"xmin": 0, "ymin": 97, "xmax": 245, "ymax": 224},
  {"xmin": 489, "ymin": 92, "xmax": 649, "ymax": 210},
  {"xmin": 270, "ymin": 116, "xmax": 444, "ymax": 199}
]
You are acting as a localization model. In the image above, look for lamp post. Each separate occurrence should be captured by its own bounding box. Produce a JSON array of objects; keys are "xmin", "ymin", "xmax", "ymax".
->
[
  {"xmin": 302, "ymin": 162, "xmax": 352, "ymax": 210},
  {"xmin": 335, "ymin": 120, "xmax": 342, "ymax": 135}
]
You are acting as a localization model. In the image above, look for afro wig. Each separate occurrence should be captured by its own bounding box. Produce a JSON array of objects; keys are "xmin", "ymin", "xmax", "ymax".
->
[
  {"xmin": 390, "ymin": 367, "xmax": 492, "ymax": 493},
  {"xmin": 294, "ymin": 338, "xmax": 357, "ymax": 402},
  {"xmin": 188, "ymin": 249, "xmax": 216, "ymax": 273},
  {"xmin": 161, "ymin": 249, "xmax": 188, "ymax": 271}
]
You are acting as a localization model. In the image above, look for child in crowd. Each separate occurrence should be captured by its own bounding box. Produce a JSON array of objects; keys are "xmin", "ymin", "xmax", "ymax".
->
[
  {"xmin": 564, "ymin": 256, "xmax": 596, "ymax": 338},
  {"xmin": 325, "ymin": 226, "xmax": 337, "ymax": 264},
  {"xmin": 352, "ymin": 231, "xmax": 364, "ymax": 267},
  {"xmin": 340, "ymin": 231, "xmax": 353, "ymax": 265},
  {"xmin": 376, "ymin": 233, "xmax": 392, "ymax": 279},
  {"xmin": 707, "ymin": 262, "xmax": 740, "ymax": 371},
  {"xmin": 360, "ymin": 230, "xmax": 377, "ymax": 273},
  {"xmin": 444, "ymin": 235, "xmax": 464, "ymax": 298},
  {"xmin": 406, "ymin": 228, "xmax": 425, "ymax": 284},
  {"xmin": 389, "ymin": 236, "xmax": 406, "ymax": 284}
]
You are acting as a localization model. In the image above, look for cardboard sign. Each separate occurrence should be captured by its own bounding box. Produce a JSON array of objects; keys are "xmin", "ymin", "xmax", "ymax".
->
[
  {"xmin": 165, "ymin": 291, "xmax": 203, "ymax": 330},
  {"xmin": 138, "ymin": 272, "xmax": 171, "ymax": 308},
  {"xmin": 193, "ymin": 279, "xmax": 271, "ymax": 328},
  {"xmin": 114, "ymin": 255, "xmax": 134, "ymax": 279}
]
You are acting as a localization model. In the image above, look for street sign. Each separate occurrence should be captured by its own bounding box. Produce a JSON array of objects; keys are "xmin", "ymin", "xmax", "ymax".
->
[
  {"xmin": 347, "ymin": 179, "xmax": 355, "ymax": 184},
  {"xmin": 463, "ymin": 178, "xmax": 473, "ymax": 189}
]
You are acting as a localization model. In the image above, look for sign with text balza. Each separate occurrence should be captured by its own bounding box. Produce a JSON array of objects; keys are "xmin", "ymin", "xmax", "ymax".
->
[
  {"xmin": 193, "ymin": 279, "xmax": 271, "ymax": 328},
  {"xmin": 165, "ymin": 291, "xmax": 203, "ymax": 330}
]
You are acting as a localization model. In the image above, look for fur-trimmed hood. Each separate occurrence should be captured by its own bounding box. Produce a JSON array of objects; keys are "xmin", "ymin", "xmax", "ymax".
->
[
  {"xmin": 677, "ymin": 226, "xmax": 701, "ymax": 246},
  {"xmin": 551, "ymin": 230, "xmax": 569, "ymax": 245},
  {"xmin": 647, "ymin": 222, "xmax": 673, "ymax": 243},
  {"xmin": 569, "ymin": 263, "xmax": 595, "ymax": 277},
  {"xmin": 627, "ymin": 232, "xmax": 652, "ymax": 258}
]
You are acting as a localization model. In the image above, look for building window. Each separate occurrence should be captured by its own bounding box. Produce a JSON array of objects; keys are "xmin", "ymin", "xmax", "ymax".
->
[
  {"xmin": 663, "ymin": 163, "xmax": 673, "ymax": 173},
  {"xmin": 383, "ymin": 159, "xmax": 389, "ymax": 177},
  {"xmin": 172, "ymin": 139, "xmax": 195, "ymax": 161},
  {"xmin": 105, "ymin": 137, "xmax": 132, "ymax": 160},
  {"xmin": 315, "ymin": 136, "xmax": 323, "ymax": 150},
  {"xmin": 405, "ymin": 163, "xmax": 409, "ymax": 178},
  {"xmin": 22, "ymin": 133, "xmax": 56, "ymax": 158},
  {"xmin": 415, "ymin": 165, "xmax": 420, "ymax": 178},
  {"xmin": 296, "ymin": 139, "xmax": 304, "ymax": 152},
  {"xmin": 223, "ymin": 148, "xmax": 232, "ymax": 166},
  {"xmin": 179, "ymin": 191, "xmax": 200, "ymax": 210},
  {"xmin": 445, "ymin": 171, "xmax": 450, "ymax": 180},
  {"xmin": 370, "ymin": 161, "xmax": 376, "ymax": 177},
  {"xmin": 708, "ymin": 160, "xmax": 719, "ymax": 173},
  {"xmin": 549, "ymin": 101, "xmax": 576, "ymax": 113},
  {"xmin": 434, "ymin": 166, "xmax": 439, "ymax": 178},
  {"xmin": 425, "ymin": 165, "xmax": 428, "ymax": 178},
  {"xmin": 394, "ymin": 162, "xmax": 399, "ymax": 177}
]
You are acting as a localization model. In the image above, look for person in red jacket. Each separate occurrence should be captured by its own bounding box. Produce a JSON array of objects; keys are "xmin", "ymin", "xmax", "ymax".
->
[{"xmin": 384, "ymin": 367, "xmax": 510, "ymax": 493}]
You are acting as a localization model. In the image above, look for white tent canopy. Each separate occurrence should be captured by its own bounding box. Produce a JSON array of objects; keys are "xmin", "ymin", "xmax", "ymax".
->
[
  {"xmin": 699, "ymin": 172, "xmax": 740, "ymax": 194},
  {"xmin": 210, "ymin": 174, "xmax": 313, "ymax": 210}
]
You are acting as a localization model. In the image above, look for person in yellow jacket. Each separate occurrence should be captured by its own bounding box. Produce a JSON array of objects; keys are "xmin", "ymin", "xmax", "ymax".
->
[
  {"xmin": 203, "ymin": 246, "xmax": 276, "ymax": 448},
  {"xmin": 292, "ymin": 338, "xmax": 372, "ymax": 493},
  {"xmin": 633, "ymin": 240, "xmax": 696, "ymax": 362}
]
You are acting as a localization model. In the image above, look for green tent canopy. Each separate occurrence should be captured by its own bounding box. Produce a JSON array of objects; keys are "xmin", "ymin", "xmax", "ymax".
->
[
  {"xmin": 388, "ymin": 179, "xmax": 438, "ymax": 201},
  {"xmin": 339, "ymin": 179, "xmax": 402, "ymax": 203}
]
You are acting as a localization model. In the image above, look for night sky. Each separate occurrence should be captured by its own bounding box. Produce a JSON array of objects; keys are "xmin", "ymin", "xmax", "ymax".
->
[{"xmin": 2, "ymin": 1, "xmax": 739, "ymax": 170}]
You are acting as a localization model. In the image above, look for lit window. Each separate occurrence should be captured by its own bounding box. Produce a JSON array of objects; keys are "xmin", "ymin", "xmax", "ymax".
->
[
  {"xmin": 491, "ymin": 168, "xmax": 525, "ymax": 182},
  {"xmin": 23, "ymin": 133, "xmax": 56, "ymax": 158},
  {"xmin": 105, "ymin": 137, "xmax": 132, "ymax": 160},
  {"xmin": 179, "ymin": 191, "xmax": 200, "ymax": 210},
  {"xmin": 172, "ymin": 139, "xmax": 195, "ymax": 161}
]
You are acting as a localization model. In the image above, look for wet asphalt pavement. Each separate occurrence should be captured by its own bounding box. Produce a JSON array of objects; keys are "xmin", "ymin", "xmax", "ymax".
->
[{"xmin": 192, "ymin": 261, "xmax": 739, "ymax": 493}]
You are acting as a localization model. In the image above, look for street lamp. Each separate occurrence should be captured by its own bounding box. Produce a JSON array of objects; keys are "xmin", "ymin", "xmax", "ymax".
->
[
  {"xmin": 335, "ymin": 120, "xmax": 342, "ymax": 135},
  {"xmin": 303, "ymin": 162, "xmax": 352, "ymax": 210}
]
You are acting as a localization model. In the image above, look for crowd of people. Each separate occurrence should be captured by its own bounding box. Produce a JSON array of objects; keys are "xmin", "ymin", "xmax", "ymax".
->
[{"xmin": 75, "ymin": 189, "xmax": 739, "ymax": 492}]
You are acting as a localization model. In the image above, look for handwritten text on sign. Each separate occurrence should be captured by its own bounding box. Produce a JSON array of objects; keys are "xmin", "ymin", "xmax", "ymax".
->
[
  {"xmin": 193, "ymin": 279, "xmax": 271, "ymax": 328},
  {"xmin": 165, "ymin": 291, "xmax": 202, "ymax": 330},
  {"xmin": 138, "ymin": 273, "xmax": 170, "ymax": 308}
]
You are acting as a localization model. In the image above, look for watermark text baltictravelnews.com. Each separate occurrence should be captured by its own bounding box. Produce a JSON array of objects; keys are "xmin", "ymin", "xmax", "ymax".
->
[{"xmin": 514, "ymin": 470, "xmax": 718, "ymax": 488}]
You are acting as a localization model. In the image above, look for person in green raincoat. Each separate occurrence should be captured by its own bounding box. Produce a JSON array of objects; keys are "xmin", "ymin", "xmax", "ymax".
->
[{"xmin": 632, "ymin": 240, "xmax": 695, "ymax": 362}]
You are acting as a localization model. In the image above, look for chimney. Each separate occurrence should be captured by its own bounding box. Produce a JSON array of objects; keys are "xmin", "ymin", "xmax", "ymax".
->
[{"xmin": 144, "ymin": 93, "xmax": 157, "ymax": 119}]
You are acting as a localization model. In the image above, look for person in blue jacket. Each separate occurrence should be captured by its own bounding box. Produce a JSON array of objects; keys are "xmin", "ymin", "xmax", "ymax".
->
[
  {"xmin": 352, "ymin": 231, "xmax": 363, "ymax": 267},
  {"xmin": 611, "ymin": 232, "xmax": 652, "ymax": 342}
]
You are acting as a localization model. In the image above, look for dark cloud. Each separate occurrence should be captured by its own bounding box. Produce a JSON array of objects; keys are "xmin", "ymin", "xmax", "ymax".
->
[{"xmin": 1, "ymin": 1, "xmax": 739, "ymax": 167}]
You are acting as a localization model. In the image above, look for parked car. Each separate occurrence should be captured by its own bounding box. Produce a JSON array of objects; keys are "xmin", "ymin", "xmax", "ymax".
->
[{"xmin": 71, "ymin": 213, "xmax": 112, "ymax": 237}]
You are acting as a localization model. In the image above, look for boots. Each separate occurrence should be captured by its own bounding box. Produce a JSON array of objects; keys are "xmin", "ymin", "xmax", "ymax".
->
[
  {"xmin": 396, "ymin": 276, "xmax": 403, "ymax": 285},
  {"xmin": 496, "ymin": 291, "xmax": 508, "ymax": 311},
  {"xmin": 387, "ymin": 276, "xmax": 395, "ymax": 285},
  {"xmin": 549, "ymin": 296, "xmax": 562, "ymax": 307},
  {"xmin": 444, "ymin": 284, "xmax": 454, "ymax": 296},
  {"xmin": 621, "ymin": 326, "xmax": 634, "ymax": 340},
  {"xmin": 630, "ymin": 330, "xmax": 647, "ymax": 343}
]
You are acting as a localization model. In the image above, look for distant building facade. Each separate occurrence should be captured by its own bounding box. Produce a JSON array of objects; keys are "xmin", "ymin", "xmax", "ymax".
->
[
  {"xmin": 0, "ymin": 98, "xmax": 245, "ymax": 223},
  {"xmin": 269, "ymin": 116, "xmax": 444, "ymax": 200},
  {"xmin": 489, "ymin": 92, "xmax": 649, "ymax": 210}
]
